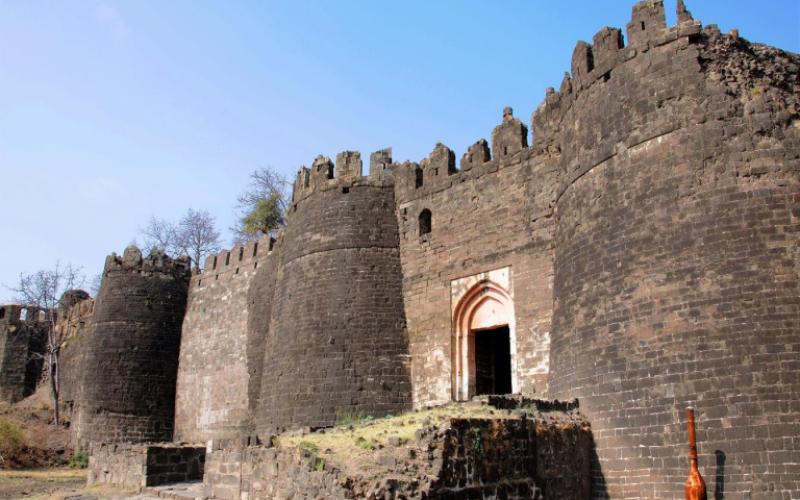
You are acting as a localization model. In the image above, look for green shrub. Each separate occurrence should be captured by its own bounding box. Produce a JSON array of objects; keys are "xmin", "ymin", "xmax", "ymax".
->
[
  {"xmin": 0, "ymin": 417, "xmax": 24, "ymax": 455},
  {"xmin": 69, "ymin": 450, "xmax": 89, "ymax": 469},
  {"xmin": 301, "ymin": 440, "xmax": 318, "ymax": 452}
]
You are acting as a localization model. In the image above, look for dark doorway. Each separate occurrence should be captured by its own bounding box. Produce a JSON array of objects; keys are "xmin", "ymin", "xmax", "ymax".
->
[{"xmin": 474, "ymin": 326, "xmax": 512, "ymax": 396}]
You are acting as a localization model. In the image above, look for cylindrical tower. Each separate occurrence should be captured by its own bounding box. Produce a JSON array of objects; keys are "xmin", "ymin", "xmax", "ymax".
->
[
  {"xmin": 539, "ymin": 3, "xmax": 800, "ymax": 498},
  {"xmin": 76, "ymin": 246, "xmax": 190, "ymax": 445},
  {"xmin": 254, "ymin": 153, "xmax": 412, "ymax": 433}
]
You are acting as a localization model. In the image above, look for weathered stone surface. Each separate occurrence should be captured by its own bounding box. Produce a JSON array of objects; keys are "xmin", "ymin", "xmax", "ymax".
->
[
  {"xmin": 87, "ymin": 443, "xmax": 205, "ymax": 491},
  {"xmin": 254, "ymin": 174, "xmax": 412, "ymax": 433},
  {"xmin": 75, "ymin": 248, "xmax": 190, "ymax": 446},
  {"xmin": 0, "ymin": 304, "xmax": 46, "ymax": 403},
  {"xmin": 52, "ymin": 2, "xmax": 800, "ymax": 498}
]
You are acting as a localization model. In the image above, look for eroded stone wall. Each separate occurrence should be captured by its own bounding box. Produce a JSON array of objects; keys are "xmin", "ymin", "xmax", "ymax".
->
[
  {"xmin": 76, "ymin": 247, "xmax": 190, "ymax": 446},
  {"xmin": 541, "ymin": 2, "xmax": 800, "ymax": 498},
  {"xmin": 87, "ymin": 443, "xmax": 205, "ymax": 490},
  {"xmin": 203, "ymin": 413, "xmax": 592, "ymax": 500},
  {"xmin": 0, "ymin": 304, "xmax": 45, "ymax": 403}
]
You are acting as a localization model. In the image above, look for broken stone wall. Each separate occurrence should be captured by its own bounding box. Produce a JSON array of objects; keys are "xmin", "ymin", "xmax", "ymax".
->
[
  {"xmin": 0, "ymin": 304, "xmax": 44, "ymax": 403},
  {"xmin": 203, "ymin": 415, "xmax": 592, "ymax": 500},
  {"xmin": 56, "ymin": 296, "xmax": 94, "ymax": 442},
  {"xmin": 87, "ymin": 443, "xmax": 205, "ymax": 491}
]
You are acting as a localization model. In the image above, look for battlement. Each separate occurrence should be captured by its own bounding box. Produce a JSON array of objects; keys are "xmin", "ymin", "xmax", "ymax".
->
[
  {"xmin": 0, "ymin": 304, "xmax": 45, "ymax": 325},
  {"xmin": 197, "ymin": 233, "xmax": 277, "ymax": 284},
  {"xmin": 557, "ymin": 0, "xmax": 702, "ymax": 102},
  {"xmin": 102, "ymin": 246, "xmax": 192, "ymax": 277}
]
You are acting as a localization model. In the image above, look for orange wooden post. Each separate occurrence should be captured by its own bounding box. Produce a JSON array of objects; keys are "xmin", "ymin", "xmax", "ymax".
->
[{"xmin": 685, "ymin": 407, "xmax": 707, "ymax": 500}]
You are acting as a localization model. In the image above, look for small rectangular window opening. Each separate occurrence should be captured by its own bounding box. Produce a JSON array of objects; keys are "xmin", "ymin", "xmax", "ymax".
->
[
  {"xmin": 342, "ymin": 187, "xmax": 350, "ymax": 194},
  {"xmin": 212, "ymin": 256, "xmax": 218, "ymax": 270},
  {"xmin": 239, "ymin": 247, "xmax": 244, "ymax": 261},
  {"xmin": 225, "ymin": 252, "xmax": 230, "ymax": 266},
  {"xmin": 253, "ymin": 242, "xmax": 258, "ymax": 257}
]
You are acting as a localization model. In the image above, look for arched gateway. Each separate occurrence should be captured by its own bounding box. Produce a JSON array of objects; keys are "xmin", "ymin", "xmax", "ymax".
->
[{"xmin": 452, "ymin": 278, "xmax": 516, "ymax": 401}]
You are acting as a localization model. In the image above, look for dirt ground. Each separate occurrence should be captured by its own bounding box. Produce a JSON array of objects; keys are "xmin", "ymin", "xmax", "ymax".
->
[
  {"xmin": 0, "ymin": 469, "xmax": 173, "ymax": 500},
  {"xmin": 0, "ymin": 468, "xmax": 86, "ymax": 500}
]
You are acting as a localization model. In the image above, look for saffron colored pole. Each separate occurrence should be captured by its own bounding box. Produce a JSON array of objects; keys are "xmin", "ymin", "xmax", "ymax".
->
[{"xmin": 685, "ymin": 407, "xmax": 707, "ymax": 500}]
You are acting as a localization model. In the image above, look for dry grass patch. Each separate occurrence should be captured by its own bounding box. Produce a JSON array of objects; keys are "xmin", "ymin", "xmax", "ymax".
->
[
  {"xmin": 277, "ymin": 402, "xmax": 505, "ymax": 478},
  {"xmin": 0, "ymin": 468, "xmax": 86, "ymax": 499}
]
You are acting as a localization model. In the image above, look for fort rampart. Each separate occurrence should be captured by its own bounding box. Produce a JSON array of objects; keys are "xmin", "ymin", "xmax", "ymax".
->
[
  {"xmin": 3, "ymin": 1, "xmax": 797, "ymax": 498},
  {"xmin": 75, "ymin": 247, "xmax": 191, "ymax": 446}
]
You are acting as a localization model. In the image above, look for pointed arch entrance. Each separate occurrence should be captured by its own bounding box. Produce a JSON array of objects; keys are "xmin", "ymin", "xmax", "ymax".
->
[{"xmin": 452, "ymin": 277, "xmax": 516, "ymax": 401}]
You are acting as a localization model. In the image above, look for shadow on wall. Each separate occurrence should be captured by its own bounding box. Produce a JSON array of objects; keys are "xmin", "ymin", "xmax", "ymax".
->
[
  {"xmin": 715, "ymin": 450, "xmax": 726, "ymax": 500},
  {"xmin": 590, "ymin": 433, "xmax": 609, "ymax": 499}
]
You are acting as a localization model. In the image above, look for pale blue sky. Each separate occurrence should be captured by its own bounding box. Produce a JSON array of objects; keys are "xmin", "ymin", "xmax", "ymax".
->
[{"xmin": 1, "ymin": 0, "xmax": 798, "ymax": 300}]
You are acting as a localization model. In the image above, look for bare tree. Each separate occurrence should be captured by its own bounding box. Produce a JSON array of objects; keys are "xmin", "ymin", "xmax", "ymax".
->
[
  {"xmin": 5, "ymin": 262, "xmax": 85, "ymax": 425},
  {"xmin": 89, "ymin": 273, "xmax": 103, "ymax": 296},
  {"xmin": 231, "ymin": 166, "xmax": 291, "ymax": 244},
  {"xmin": 136, "ymin": 209, "xmax": 221, "ymax": 272},
  {"xmin": 175, "ymin": 209, "xmax": 222, "ymax": 271},
  {"xmin": 137, "ymin": 215, "xmax": 180, "ymax": 256}
]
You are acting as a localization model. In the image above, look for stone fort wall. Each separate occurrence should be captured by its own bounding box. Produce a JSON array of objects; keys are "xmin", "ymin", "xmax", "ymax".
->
[
  {"xmin": 254, "ymin": 154, "xmax": 412, "ymax": 433},
  {"xmin": 0, "ymin": 304, "xmax": 45, "ymax": 403},
  {"xmin": 173, "ymin": 236, "xmax": 275, "ymax": 442},
  {"xmin": 10, "ymin": 1, "xmax": 797, "ymax": 498},
  {"xmin": 75, "ymin": 247, "xmax": 191, "ymax": 446},
  {"xmin": 541, "ymin": 2, "xmax": 799, "ymax": 498}
]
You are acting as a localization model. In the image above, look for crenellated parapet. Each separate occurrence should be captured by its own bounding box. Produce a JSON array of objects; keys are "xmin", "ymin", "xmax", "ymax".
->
[
  {"xmin": 288, "ymin": 150, "xmax": 397, "ymax": 212},
  {"xmin": 335, "ymin": 150, "xmax": 363, "ymax": 181},
  {"xmin": 0, "ymin": 304, "xmax": 43, "ymax": 325},
  {"xmin": 198, "ymin": 233, "xmax": 276, "ymax": 286},
  {"xmin": 625, "ymin": 0, "xmax": 668, "ymax": 48},
  {"xmin": 460, "ymin": 139, "xmax": 491, "ymax": 171},
  {"xmin": 369, "ymin": 148, "xmax": 394, "ymax": 179},
  {"xmin": 491, "ymin": 107, "xmax": 528, "ymax": 161},
  {"xmin": 102, "ymin": 246, "xmax": 191, "ymax": 278}
]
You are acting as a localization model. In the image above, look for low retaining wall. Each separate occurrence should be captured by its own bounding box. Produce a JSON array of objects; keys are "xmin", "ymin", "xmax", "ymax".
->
[
  {"xmin": 87, "ymin": 443, "xmax": 205, "ymax": 490},
  {"xmin": 205, "ymin": 416, "xmax": 592, "ymax": 500}
]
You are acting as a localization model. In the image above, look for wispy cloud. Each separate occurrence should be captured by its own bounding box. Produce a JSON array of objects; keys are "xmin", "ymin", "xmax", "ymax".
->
[{"xmin": 93, "ymin": 1, "xmax": 131, "ymax": 42}]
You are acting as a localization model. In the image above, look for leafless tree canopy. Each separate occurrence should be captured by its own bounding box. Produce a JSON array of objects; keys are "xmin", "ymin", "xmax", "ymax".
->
[
  {"xmin": 137, "ymin": 215, "xmax": 181, "ymax": 257},
  {"xmin": 231, "ymin": 166, "xmax": 291, "ymax": 245},
  {"xmin": 136, "ymin": 209, "xmax": 222, "ymax": 271},
  {"xmin": 175, "ymin": 209, "xmax": 222, "ymax": 271},
  {"xmin": 5, "ymin": 261, "xmax": 85, "ymax": 425}
]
